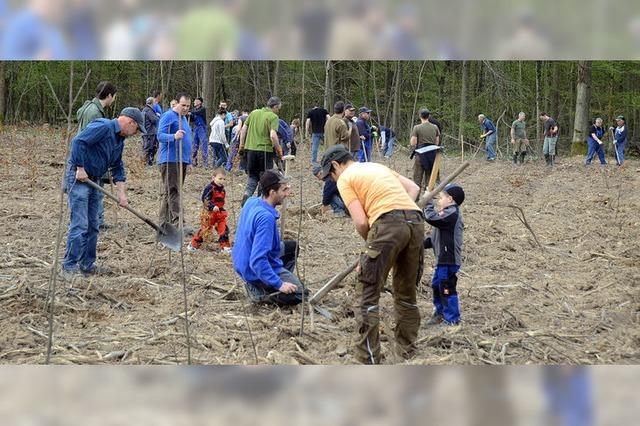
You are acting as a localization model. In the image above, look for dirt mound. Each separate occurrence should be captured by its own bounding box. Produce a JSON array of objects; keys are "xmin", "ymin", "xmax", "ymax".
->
[{"xmin": 1, "ymin": 126, "xmax": 638, "ymax": 364}]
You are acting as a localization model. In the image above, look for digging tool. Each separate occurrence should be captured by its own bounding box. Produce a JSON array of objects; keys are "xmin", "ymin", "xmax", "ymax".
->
[
  {"xmin": 426, "ymin": 146, "xmax": 443, "ymax": 192},
  {"xmin": 309, "ymin": 161, "xmax": 471, "ymax": 305},
  {"xmin": 84, "ymin": 179, "xmax": 182, "ymax": 251},
  {"xmin": 610, "ymin": 127, "xmax": 621, "ymax": 165},
  {"xmin": 280, "ymin": 154, "xmax": 296, "ymax": 240}
]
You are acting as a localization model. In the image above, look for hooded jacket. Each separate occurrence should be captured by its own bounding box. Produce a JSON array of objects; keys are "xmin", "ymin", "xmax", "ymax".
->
[{"xmin": 76, "ymin": 98, "xmax": 105, "ymax": 131}]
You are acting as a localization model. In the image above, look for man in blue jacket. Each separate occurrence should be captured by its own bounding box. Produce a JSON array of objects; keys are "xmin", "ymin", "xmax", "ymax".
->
[
  {"xmin": 232, "ymin": 170, "xmax": 308, "ymax": 305},
  {"xmin": 612, "ymin": 115, "xmax": 628, "ymax": 167},
  {"xmin": 157, "ymin": 93, "xmax": 193, "ymax": 233},
  {"xmin": 61, "ymin": 107, "xmax": 145, "ymax": 280},
  {"xmin": 478, "ymin": 114, "xmax": 497, "ymax": 161},
  {"xmin": 190, "ymin": 97, "xmax": 209, "ymax": 168}
]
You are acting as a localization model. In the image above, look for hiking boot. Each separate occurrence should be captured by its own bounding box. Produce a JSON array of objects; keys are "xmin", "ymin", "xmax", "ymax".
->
[
  {"xmin": 99, "ymin": 223, "xmax": 112, "ymax": 230},
  {"xmin": 544, "ymin": 154, "xmax": 551, "ymax": 166},
  {"xmin": 425, "ymin": 312, "xmax": 444, "ymax": 326},
  {"xmin": 187, "ymin": 243, "xmax": 197, "ymax": 252},
  {"xmin": 333, "ymin": 211, "xmax": 347, "ymax": 218},
  {"xmin": 221, "ymin": 247, "xmax": 232, "ymax": 254},
  {"xmin": 81, "ymin": 265, "xmax": 113, "ymax": 277},
  {"xmin": 512, "ymin": 153, "xmax": 518, "ymax": 165},
  {"xmin": 520, "ymin": 151, "xmax": 526, "ymax": 164}
]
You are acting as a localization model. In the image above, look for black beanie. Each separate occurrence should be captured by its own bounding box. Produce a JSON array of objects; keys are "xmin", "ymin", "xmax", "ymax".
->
[{"xmin": 444, "ymin": 184, "xmax": 465, "ymax": 205}]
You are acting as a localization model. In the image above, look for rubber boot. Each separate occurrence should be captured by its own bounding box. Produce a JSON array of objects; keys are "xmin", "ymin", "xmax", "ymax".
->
[
  {"xmin": 520, "ymin": 151, "xmax": 526, "ymax": 164},
  {"xmin": 512, "ymin": 153, "xmax": 518, "ymax": 165},
  {"xmin": 442, "ymin": 295, "xmax": 460, "ymax": 325},
  {"xmin": 431, "ymin": 284, "xmax": 443, "ymax": 318},
  {"xmin": 544, "ymin": 154, "xmax": 550, "ymax": 166}
]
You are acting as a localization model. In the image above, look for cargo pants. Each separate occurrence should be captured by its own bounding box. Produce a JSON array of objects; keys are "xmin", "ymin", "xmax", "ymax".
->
[{"xmin": 355, "ymin": 209, "xmax": 424, "ymax": 364}]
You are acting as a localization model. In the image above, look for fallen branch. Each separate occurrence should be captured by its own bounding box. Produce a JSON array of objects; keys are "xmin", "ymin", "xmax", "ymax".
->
[{"xmin": 505, "ymin": 204, "xmax": 544, "ymax": 250}]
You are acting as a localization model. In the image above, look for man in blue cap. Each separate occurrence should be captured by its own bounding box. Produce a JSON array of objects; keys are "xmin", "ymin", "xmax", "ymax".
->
[
  {"xmin": 356, "ymin": 107, "xmax": 373, "ymax": 162},
  {"xmin": 60, "ymin": 107, "xmax": 145, "ymax": 280}
]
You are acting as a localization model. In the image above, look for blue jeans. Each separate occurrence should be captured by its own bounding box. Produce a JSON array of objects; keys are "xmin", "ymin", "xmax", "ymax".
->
[
  {"xmin": 311, "ymin": 133, "xmax": 324, "ymax": 164},
  {"xmin": 584, "ymin": 139, "xmax": 606, "ymax": 165},
  {"xmin": 210, "ymin": 142, "xmax": 228, "ymax": 168},
  {"xmin": 329, "ymin": 195, "xmax": 348, "ymax": 215},
  {"xmin": 614, "ymin": 141, "xmax": 625, "ymax": 165},
  {"xmin": 358, "ymin": 139, "xmax": 372, "ymax": 162},
  {"xmin": 485, "ymin": 134, "xmax": 497, "ymax": 160},
  {"xmin": 63, "ymin": 173, "xmax": 103, "ymax": 272},
  {"xmin": 382, "ymin": 136, "xmax": 396, "ymax": 158},
  {"xmin": 192, "ymin": 126, "xmax": 209, "ymax": 167},
  {"xmin": 431, "ymin": 264, "xmax": 460, "ymax": 324},
  {"xmin": 244, "ymin": 241, "xmax": 308, "ymax": 305}
]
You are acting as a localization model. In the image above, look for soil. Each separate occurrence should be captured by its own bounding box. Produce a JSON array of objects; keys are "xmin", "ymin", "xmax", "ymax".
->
[{"xmin": 1, "ymin": 125, "xmax": 639, "ymax": 365}]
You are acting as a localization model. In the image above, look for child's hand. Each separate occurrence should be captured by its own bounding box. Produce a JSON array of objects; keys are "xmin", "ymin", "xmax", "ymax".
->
[{"xmin": 212, "ymin": 206, "xmax": 220, "ymax": 212}]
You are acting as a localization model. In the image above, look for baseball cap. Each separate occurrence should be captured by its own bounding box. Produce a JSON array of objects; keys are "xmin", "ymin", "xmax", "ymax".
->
[
  {"xmin": 443, "ymin": 184, "xmax": 465, "ymax": 206},
  {"xmin": 260, "ymin": 170, "xmax": 289, "ymax": 194},
  {"xmin": 145, "ymin": 97, "xmax": 155, "ymax": 106},
  {"xmin": 616, "ymin": 115, "xmax": 625, "ymax": 121},
  {"xmin": 345, "ymin": 104, "xmax": 356, "ymax": 111},
  {"xmin": 319, "ymin": 145, "xmax": 352, "ymax": 180},
  {"xmin": 120, "ymin": 107, "xmax": 146, "ymax": 134},
  {"xmin": 358, "ymin": 106, "xmax": 372, "ymax": 114},
  {"xmin": 311, "ymin": 165, "xmax": 322, "ymax": 177}
]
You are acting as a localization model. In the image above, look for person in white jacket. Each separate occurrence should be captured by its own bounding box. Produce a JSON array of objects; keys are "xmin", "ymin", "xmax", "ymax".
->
[{"xmin": 210, "ymin": 108, "xmax": 229, "ymax": 168}]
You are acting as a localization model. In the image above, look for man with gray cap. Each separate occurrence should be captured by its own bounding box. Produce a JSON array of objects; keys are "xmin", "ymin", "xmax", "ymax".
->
[
  {"xmin": 238, "ymin": 96, "xmax": 284, "ymax": 206},
  {"xmin": 356, "ymin": 106, "xmax": 373, "ymax": 162},
  {"xmin": 319, "ymin": 144, "xmax": 424, "ymax": 364},
  {"xmin": 60, "ymin": 107, "xmax": 145, "ymax": 280},
  {"xmin": 142, "ymin": 97, "xmax": 160, "ymax": 166}
]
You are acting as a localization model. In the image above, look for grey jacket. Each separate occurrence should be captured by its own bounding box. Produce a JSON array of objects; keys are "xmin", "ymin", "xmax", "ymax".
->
[{"xmin": 423, "ymin": 203, "xmax": 464, "ymax": 265}]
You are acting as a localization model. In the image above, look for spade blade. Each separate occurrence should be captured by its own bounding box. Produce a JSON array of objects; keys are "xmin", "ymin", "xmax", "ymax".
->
[{"xmin": 157, "ymin": 223, "xmax": 182, "ymax": 252}]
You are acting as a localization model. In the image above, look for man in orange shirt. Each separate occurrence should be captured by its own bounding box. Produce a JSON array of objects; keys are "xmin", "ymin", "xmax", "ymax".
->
[{"xmin": 319, "ymin": 145, "xmax": 424, "ymax": 364}]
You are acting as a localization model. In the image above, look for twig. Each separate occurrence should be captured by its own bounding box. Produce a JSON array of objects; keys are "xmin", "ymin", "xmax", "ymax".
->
[{"xmin": 506, "ymin": 204, "xmax": 544, "ymax": 250}]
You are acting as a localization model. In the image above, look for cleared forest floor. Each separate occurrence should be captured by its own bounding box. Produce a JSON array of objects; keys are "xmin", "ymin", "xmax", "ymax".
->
[{"xmin": 1, "ymin": 125, "xmax": 639, "ymax": 365}]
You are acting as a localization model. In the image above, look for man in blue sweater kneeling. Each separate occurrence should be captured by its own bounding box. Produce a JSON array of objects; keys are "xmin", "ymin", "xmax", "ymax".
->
[{"xmin": 232, "ymin": 170, "xmax": 308, "ymax": 305}]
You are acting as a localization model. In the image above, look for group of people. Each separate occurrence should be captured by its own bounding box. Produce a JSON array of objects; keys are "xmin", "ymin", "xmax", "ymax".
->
[
  {"xmin": 479, "ymin": 111, "xmax": 628, "ymax": 168},
  {"xmin": 59, "ymin": 81, "xmax": 632, "ymax": 364}
]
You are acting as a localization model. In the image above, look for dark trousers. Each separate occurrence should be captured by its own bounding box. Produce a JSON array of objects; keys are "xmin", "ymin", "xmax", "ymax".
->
[
  {"xmin": 244, "ymin": 150, "xmax": 275, "ymax": 198},
  {"xmin": 244, "ymin": 240, "xmax": 308, "ymax": 306},
  {"xmin": 356, "ymin": 209, "xmax": 424, "ymax": 364},
  {"xmin": 412, "ymin": 150, "xmax": 437, "ymax": 193},
  {"xmin": 143, "ymin": 135, "xmax": 158, "ymax": 165},
  {"xmin": 158, "ymin": 162, "xmax": 187, "ymax": 228}
]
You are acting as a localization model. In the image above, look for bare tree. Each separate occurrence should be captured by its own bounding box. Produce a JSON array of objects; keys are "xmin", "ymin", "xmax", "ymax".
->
[
  {"xmin": 571, "ymin": 61, "xmax": 592, "ymax": 154},
  {"xmin": 202, "ymin": 61, "xmax": 216, "ymax": 122}
]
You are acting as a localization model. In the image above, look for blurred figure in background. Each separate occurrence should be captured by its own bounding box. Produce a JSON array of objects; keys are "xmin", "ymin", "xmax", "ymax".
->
[
  {"xmin": 65, "ymin": 0, "xmax": 99, "ymax": 59},
  {"xmin": 2, "ymin": 0, "xmax": 69, "ymax": 59},
  {"xmin": 543, "ymin": 367, "xmax": 593, "ymax": 426},
  {"xmin": 495, "ymin": 8, "xmax": 551, "ymax": 59}
]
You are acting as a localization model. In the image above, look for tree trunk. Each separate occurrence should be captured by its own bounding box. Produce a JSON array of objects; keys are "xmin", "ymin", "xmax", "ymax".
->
[
  {"xmin": 0, "ymin": 61, "xmax": 5, "ymax": 126},
  {"xmin": 571, "ymin": 61, "xmax": 592, "ymax": 155},
  {"xmin": 535, "ymin": 61, "xmax": 541, "ymax": 146},
  {"xmin": 272, "ymin": 60, "xmax": 280, "ymax": 97},
  {"xmin": 202, "ymin": 61, "xmax": 215, "ymax": 123},
  {"xmin": 458, "ymin": 60, "xmax": 468, "ymax": 140},
  {"xmin": 323, "ymin": 60, "xmax": 333, "ymax": 111},
  {"xmin": 391, "ymin": 61, "xmax": 401, "ymax": 131}
]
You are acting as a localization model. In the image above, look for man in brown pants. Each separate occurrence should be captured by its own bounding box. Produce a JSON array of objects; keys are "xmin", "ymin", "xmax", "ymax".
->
[
  {"xmin": 319, "ymin": 145, "xmax": 424, "ymax": 364},
  {"xmin": 157, "ymin": 93, "xmax": 194, "ymax": 234},
  {"xmin": 410, "ymin": 109, "xmax": 440, "ymax": 192}
]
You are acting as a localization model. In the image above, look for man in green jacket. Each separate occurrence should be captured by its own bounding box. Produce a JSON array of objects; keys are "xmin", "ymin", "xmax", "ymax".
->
[{"xmin": 76, "ymin": 81, "xmax": 118, "ymax": 229}]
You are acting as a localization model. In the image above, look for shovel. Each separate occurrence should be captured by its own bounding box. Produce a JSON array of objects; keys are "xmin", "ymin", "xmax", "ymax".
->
[{"xmin": 84, "ymin": 179, "xmax": 182, "ymax": 251}]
